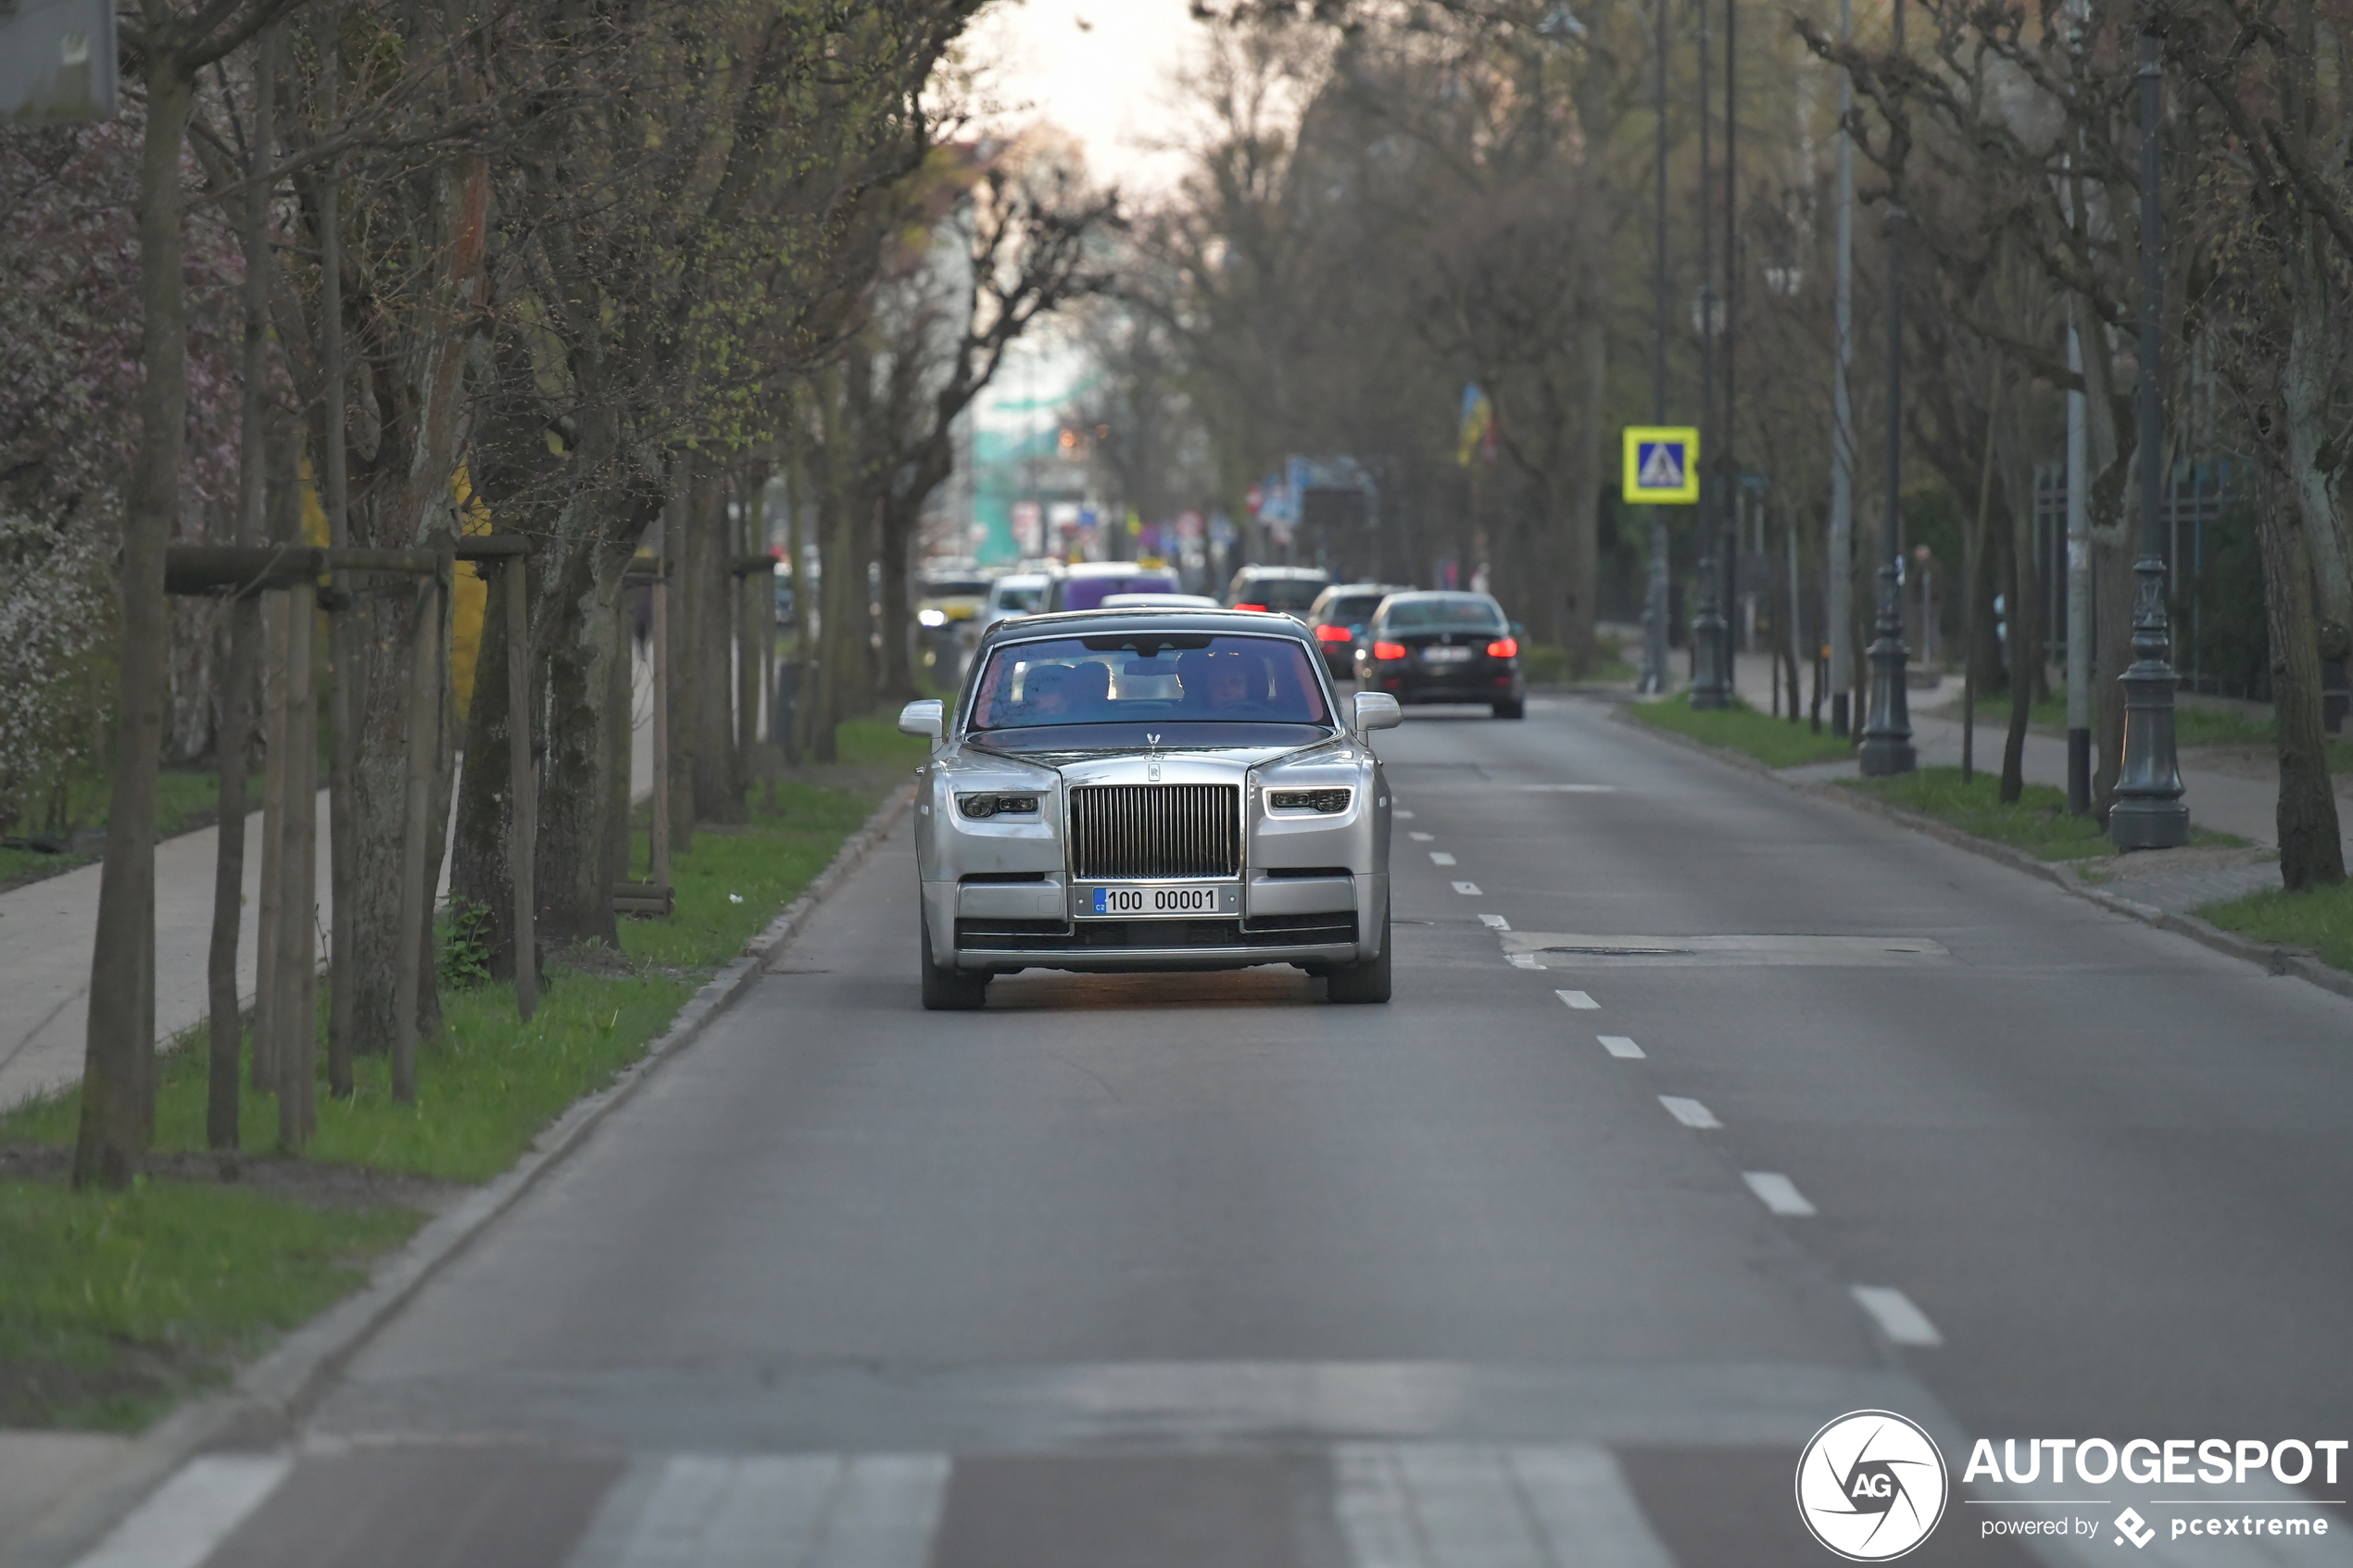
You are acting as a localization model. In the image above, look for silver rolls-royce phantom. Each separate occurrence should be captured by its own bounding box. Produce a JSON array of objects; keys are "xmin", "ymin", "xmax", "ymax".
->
[{"xmin": 898, "ymin": 607, "xmax": 1402, "ymax": 1010}]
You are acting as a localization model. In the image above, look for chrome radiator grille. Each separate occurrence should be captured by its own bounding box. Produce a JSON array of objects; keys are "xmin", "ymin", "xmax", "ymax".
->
[{"xmin": 1068, "ymin": 784, "xmax": 1242, "ymax": 881}]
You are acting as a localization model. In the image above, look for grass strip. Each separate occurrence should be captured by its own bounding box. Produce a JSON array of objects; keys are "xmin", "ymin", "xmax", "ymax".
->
[
  {"xmin": 2197, "ymin": 880, "xmax": 2353, "ymax": 975},
  {"xmin": 0, "ymin": 717, "xmax": 925, "ymax": 1427},
  {"xmin": 0, "ymin": 1180, "xmax": 419, "ymax": 1429},
  {"xmin": 1843, "ymin": 766, "xmax": 2247, "ymax": 861},
  {"xmin": 1628, "ymin": 692, "xmax": 1856, "ymax": 769}
]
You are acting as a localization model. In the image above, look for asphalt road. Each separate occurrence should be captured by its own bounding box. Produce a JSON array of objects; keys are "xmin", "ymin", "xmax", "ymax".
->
[{"xmin": 78, "ymin": 697, "xmax": 2353, "ymax": 1567}]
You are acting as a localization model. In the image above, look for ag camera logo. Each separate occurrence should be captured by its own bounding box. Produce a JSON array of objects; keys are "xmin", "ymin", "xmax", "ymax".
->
[{"xmin": 1796, "ymin": 1410, "xmax": 1950, "ymax": 1561}]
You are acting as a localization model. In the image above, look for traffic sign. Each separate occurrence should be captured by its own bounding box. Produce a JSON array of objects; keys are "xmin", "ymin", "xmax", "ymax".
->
[{"xmin": 1623, "ymin": 426, "xmax": 1700, "ymax": 505}]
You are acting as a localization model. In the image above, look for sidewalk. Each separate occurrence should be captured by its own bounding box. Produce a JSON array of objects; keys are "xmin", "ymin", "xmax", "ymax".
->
[
  {"xmin": 0, "ymin": 647, "xmax": 667, "ymax": 1116},
  {"xmin": 1724, "ymin": 651, "xmax": 2353, "ymax": 914}
]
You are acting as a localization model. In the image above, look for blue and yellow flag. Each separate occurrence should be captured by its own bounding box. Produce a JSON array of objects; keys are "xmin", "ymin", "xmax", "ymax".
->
[{"xmin": 1457, "ymin": 384, "xmax": 1494, "ymax": 467}]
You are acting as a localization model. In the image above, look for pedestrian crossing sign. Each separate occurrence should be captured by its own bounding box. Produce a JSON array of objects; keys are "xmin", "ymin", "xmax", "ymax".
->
[{"xmin": 1623, "ymin": 426, "xmax": 1700, "ymax": 504}]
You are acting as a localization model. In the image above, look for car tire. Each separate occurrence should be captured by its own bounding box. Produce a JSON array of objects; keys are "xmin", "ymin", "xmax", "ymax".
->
[
  {"xmin": 1327, "ymin": 906, "xmax": 1392, "ymax": 1004},
  {"xmin": 919, "ymin": 912, "xmax": 989, "ymax": 1011},
  {"xmin": 1491, "ymin": 699, "xmax": 1525, "ymax": 720}
]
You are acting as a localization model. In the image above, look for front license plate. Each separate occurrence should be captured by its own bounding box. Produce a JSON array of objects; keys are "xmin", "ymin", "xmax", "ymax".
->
[
  {"xmin": 1422, "ymin": 646, "xmax": 1473, "ymax": 664},
  {"xmin": 1077, "ymin": 883, "xmax": 1239, "ymax": 918}
]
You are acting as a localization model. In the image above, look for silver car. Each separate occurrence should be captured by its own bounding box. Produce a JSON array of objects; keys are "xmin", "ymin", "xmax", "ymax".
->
[{"xmin": 898, "ymin": 608, "xmax": 1402, "ymax": 1010}]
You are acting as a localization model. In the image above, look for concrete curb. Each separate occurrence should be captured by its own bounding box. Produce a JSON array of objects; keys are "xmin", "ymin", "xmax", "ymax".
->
[
  {"xmin": 3, "ymin": 780, "xmax": 919, "ymax": 1568},
  {"xmin": 1610, "ymin": 706, "xmax": 2353, "ymax": 1007}
]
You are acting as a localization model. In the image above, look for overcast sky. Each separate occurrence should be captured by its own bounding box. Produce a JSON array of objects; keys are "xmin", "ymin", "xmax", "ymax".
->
[{"xmin": 964, "ymin": 0, "xmax": 1207, "ymax": 198}]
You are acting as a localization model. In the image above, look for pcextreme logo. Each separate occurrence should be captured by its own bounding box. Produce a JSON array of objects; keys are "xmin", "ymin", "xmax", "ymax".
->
[{"xmin": 1795, "ymin": 1410, "xmax": 1951, "ymax": 1561}]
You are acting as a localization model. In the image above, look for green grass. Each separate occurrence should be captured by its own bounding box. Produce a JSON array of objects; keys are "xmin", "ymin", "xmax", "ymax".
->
[
  {"xmin": 1523, "ymin": 643, "xmax": 1637, "ymax": 686},
  {"xmin": 1, "ymin": 768, "xmax": 258, "ymax": 888},
  {"xmin": 0, "ymin": 1180, "xmax": 418, "ymax": 1428},
  {"xmin": 1628, "ymin": 693, "xmax": 1856, "ymax": 769},
  {"xmin": 1843, "ymin": 766, "xmax": 2248, "ymax": 861},
  {"xmin": 0, "ymin": 715, "xmax": 925, "ymax": 1425},
  {"xmin": 2199, "ymin": 880, "xmax": 2353, "ymax": 973}
]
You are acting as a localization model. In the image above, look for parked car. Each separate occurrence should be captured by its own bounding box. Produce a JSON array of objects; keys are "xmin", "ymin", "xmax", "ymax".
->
[
  {"xmin": 978, "ymin": 572, "xmax": 1051, "ymax": 634},
  {"xmin": 1353, "ymin": 590, "xmax": 1526, "ymax": 719},
  {"xmin": 1305, "ymin": 582, "xmax": 1413, "ymax": 681},
  {"xmin": 897, "ymin": 606, "xmax": 1402, "ymax": 1010},
  {"xmin": 1222, "ymin": 565, "xmax": 1330, "ymax": 620},
  {"xmin": 1044, "ymin": 561, "xmax": 1181, "ymax": 612}
]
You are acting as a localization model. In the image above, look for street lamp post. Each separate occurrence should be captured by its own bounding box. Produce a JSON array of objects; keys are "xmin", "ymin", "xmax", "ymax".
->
[
  {"xmin": 1690, "ymin": 0, "xmax": 1731, "ymax": 709},
  {"xmin": 1642, "ymin": 0, "xmax": 1672, "ymax": 695},
  {"xmin": 1857, "ymin": 0, "xmax": 1917, "ymax": 776},
  {"xmin": 2109, "ymin": 31, "xmax": 2190, "ymax": 847}
]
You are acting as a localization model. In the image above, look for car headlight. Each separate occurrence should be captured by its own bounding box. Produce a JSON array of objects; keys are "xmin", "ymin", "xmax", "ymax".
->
[
  {"xmin": 919, "ymin": 608, "xmax": 948, "ymax": 628},
  {"xmin": 1267, "ymin": 788, "xmax": 1352, "ymax": 814},
  {"xmin": 957, "ymin": 792, "xmax": 1040, "ymax": 819}
]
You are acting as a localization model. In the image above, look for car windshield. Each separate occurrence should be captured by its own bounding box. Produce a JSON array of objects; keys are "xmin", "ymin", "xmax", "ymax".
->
[
  {"xmin": 967, "ymin": 633, "xmax": 1332, "ymax": 749},
  {"xmin": 924, "ymin": 578, "xmax": 991, "ymax": 599},
  {"xmin": 1381, "ymin": 596, "xmax": 1505, "ymax": 631},
  {"xmin": 1238, "ymin": 578, "xmax": 1324, "ymax": 612},
  {"xmin": 1323, "ymin": 595, "xmax": 1386, "ymax": 623},
  {"xmin": 1061, "ymin": 573, "xmax": 1177, "ymax": 611}
]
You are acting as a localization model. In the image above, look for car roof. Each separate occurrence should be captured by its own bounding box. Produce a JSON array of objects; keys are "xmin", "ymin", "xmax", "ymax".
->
[
  {"xmin": 976, "ymin": 607, "xmax": 1315, "ymax": 648},
  {"xmin": 1380, "ymin": 590, "xmax": 1502, "ymax": 604},
  {"xmin": 992, "ymin": 572, "xmax": 1050, "ymax": 588},
  {"xmin": 1062, "ymin": 560, "xmax": 1178, "ymax": 578},
  {"xmin": 1319, "ymin": 583, "xmax": 1410, "ymax": 597},
  {"xmin": 1233, "ymin": 565, "xmax": 1330, "ymax": 579}
]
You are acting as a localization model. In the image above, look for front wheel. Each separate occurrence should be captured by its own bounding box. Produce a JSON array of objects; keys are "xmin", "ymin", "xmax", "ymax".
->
[
  {"xmin": 919, "ymin": 912, "xmax": 989, "ymax": 1010},
  {"xmin": 1327, "ymin": 906, "xmax": 1392, "ymax": 1004}
]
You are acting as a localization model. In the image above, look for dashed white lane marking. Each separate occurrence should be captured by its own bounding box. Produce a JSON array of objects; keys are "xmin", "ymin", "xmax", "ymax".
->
[
  {"xmin": 613, "ymin": 1453, "xmax": 949, "ymax": 1567},
  {"xmin": 1395, "ymin": 809, "xmax": 1416, "ymax": 820},
  {"xmin": 1428, "ymin": 851, "xmax": 1457, "ymax": 866},
  {"xmin": 1408, "ymin": 831, "xmax": 1434, "ymax": 842},
  {"xmin": 1598, "ymin": 1035, "xmax": 1645, "ymax": 1059},
  {"xmin": 1555, "ymin": 989, "xmax": 1599, "ymax": 1010},
  {"xmin": 1507, "ymin": 953, "xmax": 1542, "ymax": 969},
  {"xmin": 73, "ymin": 1454, "xmax": 292, "ymax": 1568},
  {"xmin": 1657, "ymin": 1096, "xmax": 1720, "ymax": 1129},
  {"xmin": 1451, "ymin": 881, "xmax": 1482, "ymax": 896},
  {"xmin": 1479, "ymin": 913, "xmax": 1510, "ymax": 930},
  {"xmin": 1852, "ymin": 1286, "xmax": 1944, "ymax": 1348},
  {"xmin": 1742, "ymin": 1171, "xmax": 1818, "ymax": 1216},
  {"xmin": 1522, "ymin": 784, "xmax": 1618, "ymax": 794},
  {"xmin": 1334, "ymin": 1444, "xmax": 1676, "ymax": 1568}
]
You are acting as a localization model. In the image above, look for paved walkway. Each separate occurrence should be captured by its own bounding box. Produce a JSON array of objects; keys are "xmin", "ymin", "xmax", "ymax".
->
[
  {"xmin": 0, "ymin": 649, "xmax": 665, "ymax": 1117},
  {"xmin": 1725, "ymin": 652, "xmax": 2353, "ymax": 914}
]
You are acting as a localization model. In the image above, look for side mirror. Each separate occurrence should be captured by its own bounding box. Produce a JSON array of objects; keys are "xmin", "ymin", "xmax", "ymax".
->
[
  {"xmin": 897, "ymin": 699, "xmax": 945, "ymax": 742},
  {"xmin": 1353, "ymin": 692, "xmax": 1403, "ymax": 733}
]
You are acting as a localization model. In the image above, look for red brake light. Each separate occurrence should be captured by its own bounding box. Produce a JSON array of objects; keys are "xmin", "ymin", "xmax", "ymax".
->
[
  {"xmin": 1373, "ymin": 640, "xmax": 1407, "ymax": 661},
  {"xmin": 1315, "ymin": 623, "xmax": 1353, "ymax": 642},
  {"xmin": 1234, "ymin": 602, "xmax": 1266, "ymax": 612},
  {"xmin": 1487, "ymin": 637, "xmax": 1519, "ymax": 658}
]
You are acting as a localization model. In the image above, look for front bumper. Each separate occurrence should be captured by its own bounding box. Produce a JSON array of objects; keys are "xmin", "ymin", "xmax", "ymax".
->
[{"xmin": 927, "ymin": 872, "xmax": 1388, "ymax": 974}]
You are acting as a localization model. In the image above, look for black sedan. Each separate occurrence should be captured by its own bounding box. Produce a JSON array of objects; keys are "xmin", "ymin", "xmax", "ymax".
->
[
  {"xmin": 1352, "ymin": 591, "xmax": 1525, "ymax": 719},
  {"xmin": 1305, "ymin": 582, "xmax": 1412, "ymax": 681}
]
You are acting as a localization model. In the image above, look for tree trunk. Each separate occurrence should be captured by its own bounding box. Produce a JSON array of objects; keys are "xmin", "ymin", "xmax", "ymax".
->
[
  {"xmin": 662, "ymin": 478, "xmax": 698, "ymax": 849},
  {"xmin": 207, "ymin": 605, "xmax": 252, "ymax": 1148},
  {"xmin": 537, "ymin": 543, "xmax": 629, "ymax": 951},
  {"xmin": 692, "ymin": 461, "xmax": 742, "ymax": 822},
  {"xmin": 452, "ymin": 555, "xmax": 525, "ymax": 977},
  {"xmin": 76, "ymin": 52, "xmax": 194, "ymax": 1188},
  {"xmin": 2253, "ymin": 463, "xmax": 2347, "ymax": 890},
  {"xmin": 2002, "ymin": 486, "xmax": 2043, "ymax": 805},
  {"xmin": 875, "ymin": 493, "xmax": 915, "ymax": 703}
]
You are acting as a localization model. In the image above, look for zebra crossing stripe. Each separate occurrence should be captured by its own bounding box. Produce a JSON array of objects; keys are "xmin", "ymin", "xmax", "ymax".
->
[
  {"xmin": 606, "ymin": 1453, "xmax": 948, "ymax": 1568},
  {"xmin": 1333, "ymin": 1444, "xmax": 1677, "ymax": 1567},
  {"xmin": 71, "ymin": 1454, "xmax": 292, "ymax": 1568}
]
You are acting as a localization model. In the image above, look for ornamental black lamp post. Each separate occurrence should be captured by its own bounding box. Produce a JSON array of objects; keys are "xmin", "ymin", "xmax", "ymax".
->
[
  {"xmin": 2109, "ymin": 31, "xmax": 2190, "ymax": 847},
  {"xmin": 1857, "ymin": 0, "xmax": 1917, "ymax": 776}
]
